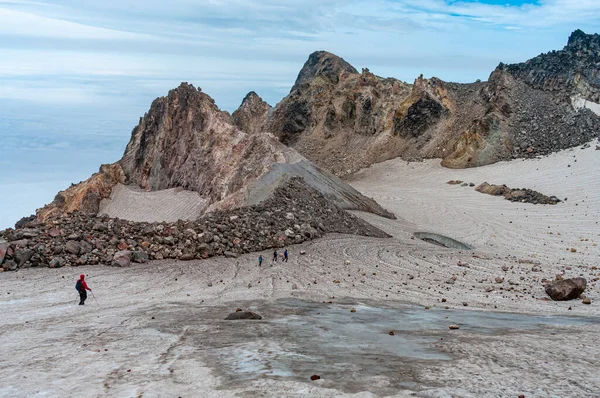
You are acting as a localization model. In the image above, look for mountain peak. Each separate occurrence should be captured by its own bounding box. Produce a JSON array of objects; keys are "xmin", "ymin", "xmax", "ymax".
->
[
  {"xmin": 292, "ymin": 51, "xmax": 358, "ymax": 91},
  {"xmin": 233, "ymin": 91, "xmax": 271, "ymax": 135},
  {"xmin": 566, "ymin": 29, "xmax": 600, "ymax": 49}
]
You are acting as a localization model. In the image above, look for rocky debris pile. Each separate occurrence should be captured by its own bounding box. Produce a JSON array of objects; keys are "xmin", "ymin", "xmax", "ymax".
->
[
  {"xmin": 544, "ymin": 277, "xmax": 587, "ymax": 301},
  {"xmin": 0, "ymin": 178, "xmax": 389, "ymax": 272},
  {"xmin": 490, "ymin": 67, "xmax": 600, "ymax": 160},
  {"xmin": 476, "ymin": 183, "xmax": 561, "ymax": 205}
]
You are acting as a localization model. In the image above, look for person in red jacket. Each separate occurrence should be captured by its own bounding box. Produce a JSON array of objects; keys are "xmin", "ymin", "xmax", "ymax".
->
[{"xmin": 76, "ymin": 274, "xmax": 91, "ymax": 305}]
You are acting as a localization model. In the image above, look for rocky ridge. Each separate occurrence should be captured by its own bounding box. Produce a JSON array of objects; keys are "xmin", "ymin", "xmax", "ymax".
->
[
  {"xmin": 1, "ymin": 178, "xmax": 389, "ymax": 271},
  {"xmin": 33, "ymin": 83, "xmax": 393, "ymax": 224},
  {"xmin": 230, "ymin": 30, "xmax": 600, "ymax": 175}
]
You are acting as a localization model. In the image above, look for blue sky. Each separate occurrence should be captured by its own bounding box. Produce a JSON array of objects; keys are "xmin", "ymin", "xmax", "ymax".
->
[{"xmin": 1, "ymin": 0, "xmax": 599, "ymax": 229}]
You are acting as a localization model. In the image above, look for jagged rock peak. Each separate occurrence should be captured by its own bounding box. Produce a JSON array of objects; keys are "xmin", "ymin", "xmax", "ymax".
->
[
  {"xmin": 233, "ymin": 91, "xmax": 271, "ymax": 135},
  {"xmin": 240, "ymin": 91, "xmax": 265, "ymax": 105},
  {"xmin": 292, "ymin": 50, "xmax": 359, "ymax": 91},
  {"xmin": 566, "ymin": 29, "xmax": 600, "ymax": 50}
]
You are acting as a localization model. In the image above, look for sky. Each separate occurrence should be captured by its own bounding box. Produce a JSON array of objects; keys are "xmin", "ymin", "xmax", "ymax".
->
[{"xmin": 1, "ymin": 0, "xmax": 600, "ymax": 229}]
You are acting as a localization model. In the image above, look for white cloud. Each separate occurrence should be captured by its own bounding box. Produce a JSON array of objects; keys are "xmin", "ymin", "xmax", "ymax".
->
[{"xmin": 0, "ymin": 8, "xmax": 153, "ymax": 39}]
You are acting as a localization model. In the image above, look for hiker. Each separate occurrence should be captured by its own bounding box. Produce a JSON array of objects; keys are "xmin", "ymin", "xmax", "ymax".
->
[
  {"xmin": 284, "ymin": 249, "xmax": 288, "ymax": 262},
  {"xmin": 273, "ymin": 250, "xmax": 278, "ymax": 262},
  {"xmin": 258, "ymin": 255, "xmax": 263, "ymax": 266},
  {"xmin": 76, "ymin": 274, "xmax": 92, "ymax": 305}
]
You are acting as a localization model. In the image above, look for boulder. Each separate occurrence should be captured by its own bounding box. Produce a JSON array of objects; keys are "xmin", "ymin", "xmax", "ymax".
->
[
  {"xmin": 49, "ymin": 257, "xmax": 64, "ymax": 269},
  {"xmin": 111, "ymin": 250, "xmax": 132, "ymax": 267},
  {"xmin": 65, "ymin": 241, "xmax": 81, "ymax": 255},
  {"xmin": 544, "ymin": 277, "xmax": 587, "ymax": 301},
  {"xmin": 224, "ymin": 311, "xmax": 262, "ymax": 320},
  {"xmin": 0, "ymin": 240, "xmax": 8, "ymax": 265},
  {"xmin": 224, "ymin": 251, "xmax": 239, "ymax": 258},
  {"xmin": 131, "ymin": 251, "xmax": 149, "ymax": 264},
  {"xmin": 47, "ymin": 228, "xmax": 61, "ymax": 237},
  {"xmin": 15, "ymin": 249, "xmax": 34, "ymax": 267},
  {"xmin": 3, "ymin": 259, "xmax": 18, "ymax": 271},
  {"xmin": 17, "ymin": 228, "xmax": 39, "ymax": 239}
]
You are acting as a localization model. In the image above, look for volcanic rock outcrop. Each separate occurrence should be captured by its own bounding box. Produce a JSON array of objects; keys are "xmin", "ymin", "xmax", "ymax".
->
[
  {"xmin": 34, "ymin": 83, "xmax": 393, "ymax": 224},
  {"xmin": 231, "ymin": 31, "xmax": 600, "ymax": 175}
]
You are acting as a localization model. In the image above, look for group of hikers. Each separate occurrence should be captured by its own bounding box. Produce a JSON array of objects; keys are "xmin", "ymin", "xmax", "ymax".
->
[
  {"xmin": 75, "ymin": 249, "xmax": 290, "ymax": 305},
  {"xmin": 258, "ymin": 248, "xmax": 288, "ymax": 266}
]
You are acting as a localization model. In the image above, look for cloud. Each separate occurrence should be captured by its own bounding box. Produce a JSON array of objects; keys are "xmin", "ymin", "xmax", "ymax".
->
[
  {"xmin": 0, "ymin": 8, "xmax": 153, "ymax": 40},
  {"xmin": 392, "ymin": 0, "xmax": 600, "ymax": 28}
]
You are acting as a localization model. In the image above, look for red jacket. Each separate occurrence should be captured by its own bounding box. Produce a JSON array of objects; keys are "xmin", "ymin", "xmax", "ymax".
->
[{"xmin": 79, "ymin": 275, "xmax": 91, "ymax": 291}]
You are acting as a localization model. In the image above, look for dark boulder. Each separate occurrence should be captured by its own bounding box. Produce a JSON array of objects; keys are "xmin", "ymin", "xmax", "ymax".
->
[
  {"xmin": 545, "ymin": 277, "xmax": 587, "ymax": 301},
  {"xmin": 224, "ymin": 311, "xmax": 262, "ymax": 320},
  {"xmin": 15, "ymin": 215, "xmax": 35, "ymax": 229}
]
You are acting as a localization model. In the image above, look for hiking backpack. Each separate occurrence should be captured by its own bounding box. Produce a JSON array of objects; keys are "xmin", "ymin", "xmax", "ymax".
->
[{"xmin": 75, "ymin": 280, "xmax": 82, "ymax": 292}]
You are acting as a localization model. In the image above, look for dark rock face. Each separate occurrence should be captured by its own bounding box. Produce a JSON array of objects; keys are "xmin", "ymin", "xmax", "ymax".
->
[
  {"xmin": 545, "ymin": 277, "xmax": 587, "ymax": 301},
  {"xmin": 0, "ymin": 178, "xmax": 390, "ymax": 271},
  {"xmin": 14, "ymin": 215, "xmax": 35, "ymax": 230},
  {"xmin": 224, "ymin": 311, "xmax": 262, "ymax": 320},
  {"xmin": 393, "ymin": 92, "xmax": 447, "ymax": 138}
]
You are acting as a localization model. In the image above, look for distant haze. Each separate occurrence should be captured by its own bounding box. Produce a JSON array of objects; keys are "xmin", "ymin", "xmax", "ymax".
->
[{"xmin": 1, "ymin": 0, "xmax": 600, "ymax": 228}]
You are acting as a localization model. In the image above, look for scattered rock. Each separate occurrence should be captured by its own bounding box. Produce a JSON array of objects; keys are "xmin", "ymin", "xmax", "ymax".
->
[
  {"xmin": 449, "ymin": 324, "xmax": 460, "ymax": 330},
  {"xmin": 582, "ymin": 298, "xmax": 592, "ymax": 305},
  {"xmin": 495, "ymin": 277, "xmax": 505, "ymax": 284},
  {"xmin": 310, "ymin": 375, "xmax": 321, "ymax": 381}
]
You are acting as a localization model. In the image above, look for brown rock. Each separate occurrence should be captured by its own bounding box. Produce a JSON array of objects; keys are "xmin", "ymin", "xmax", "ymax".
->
[
  {"xmin": 0, "ymin": 241, "xmax": 8, "ymax": 265},
  {"xmin": 111, "ymin": 250, "xmax": 132, "ymax": 267},
  {"xmin": 310, "ymin": 375, "xmax": 321, "ymax": 381},
  {"xmin": 449, "ymin": 324, "xmax": 460, "ymax": 330},
  {"xmin": 582, "ymin": 298, "xmax": 592, "ymax": 305},
  {"xmin": 224, "ymin": 311, "xmax": 262, "ymax": 320},
  {"xmin": 65, "ymin": 240, "xmax": 81, "ymax": 255},
  {"xmin": 117, "ymin": 239, "xmax": 128, "ymax": 251},
  {"xmin": 544, "ymin": 277, "xmax": 587, "ymax": 301}
]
